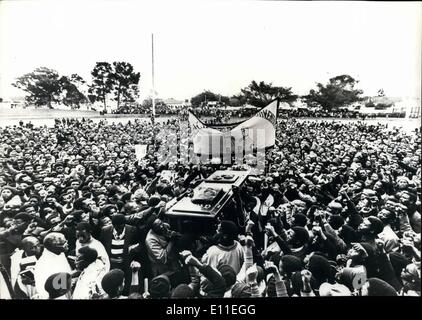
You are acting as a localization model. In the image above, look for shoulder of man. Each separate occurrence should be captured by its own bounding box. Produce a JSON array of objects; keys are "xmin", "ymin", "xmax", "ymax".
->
[
  {"xmin": 125, "ymin": 224, "xmax": 137, "ymax": 233},
  {"xmin": 100, "ymin": 225, "xmax": 113, "ymax": 237},
  {"xmin": 101, "ymin": 224, "xmax": 113, "ymax": 232},
  {"xmin": 206, "ymin": 245, "xmax": 222, "ymax": 255}
]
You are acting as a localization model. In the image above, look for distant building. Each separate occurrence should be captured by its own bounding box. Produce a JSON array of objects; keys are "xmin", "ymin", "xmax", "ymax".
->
[
  {"xmin": 0, "ymin": 96, "xmax": 26, "ymax": 109},
  {"xmin": 162, "ymin": 98, "xmax": 191, "ymax": 110},
  {"xmin": 344, "ymin": 96, "xmax": 420, "ymax": 117},
  {"xmin": 395, "ymin": 98, "xmax": 421, "ymax": 118},
  {"xmin": 290, "ymin": 99, "xmax": 307, "ymax": 109}
]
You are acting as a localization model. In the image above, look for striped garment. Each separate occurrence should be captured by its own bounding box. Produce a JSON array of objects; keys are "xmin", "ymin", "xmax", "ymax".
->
[{"xmin": 110, "ymin": 228, "xmax": 125, "ymax": 266}]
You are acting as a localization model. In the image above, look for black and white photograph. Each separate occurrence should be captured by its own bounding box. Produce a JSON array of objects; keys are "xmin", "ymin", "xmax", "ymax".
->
[{"xmin": 0, "ymin": 0, "xmax": 420, "ymax": 313}]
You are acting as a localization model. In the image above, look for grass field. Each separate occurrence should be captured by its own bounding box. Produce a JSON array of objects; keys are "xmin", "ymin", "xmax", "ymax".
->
[{"xmin": 0, "ymin": 106, "xmax": 101, "ymax": 119}]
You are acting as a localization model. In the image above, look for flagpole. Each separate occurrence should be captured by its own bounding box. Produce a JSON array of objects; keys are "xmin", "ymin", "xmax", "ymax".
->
[{"xmin": 151, "ymin": 33, "xmax": 156, "ymax": 124}]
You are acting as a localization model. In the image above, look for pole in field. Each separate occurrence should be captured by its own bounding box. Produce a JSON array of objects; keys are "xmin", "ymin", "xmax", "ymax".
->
[{"xmin": 151, "ymin": 33, "xmax": 156, "ymax": 124}]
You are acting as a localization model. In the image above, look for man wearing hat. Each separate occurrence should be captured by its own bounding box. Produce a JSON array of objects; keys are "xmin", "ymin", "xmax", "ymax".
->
[{"xmin": 326, "ymin": 201, "xmax": 343, "ymax": 215}]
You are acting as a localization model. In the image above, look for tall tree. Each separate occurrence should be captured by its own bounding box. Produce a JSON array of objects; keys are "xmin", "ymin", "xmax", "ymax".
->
[
  {"xmin": 59, "ymin": 74, "xmax": 87, "ymax": 109},
  {"xmin": 240, "ymin": 80, "xmax": 297, "ymax": 108},
  {"xmin": 229, "ymin": 94, "xmax": 247, "ymax": 107},
  {"xmin": 12, "ymin": 67, "xmax": 62, "ymax": 108},
  {"xmin": 190, "ymin": 90, "xmax": 229, "ymax": 108},
  {"xmin": 88, "ymin": 62, "xmax": 114, "ymax": 112},
  {"xmin": 111, "ymin": 62, "xmax": 140, "ymax": 108},
  {"xmin": 303, "ymin": 75, "xmax": 363, "ymax": 110}
]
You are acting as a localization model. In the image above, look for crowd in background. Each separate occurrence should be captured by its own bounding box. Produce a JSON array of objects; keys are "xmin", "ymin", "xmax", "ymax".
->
[
  {"xmin": 112, "ymin": 104, "xmax": 182, "ymax": 116},
  {"xmin": 279, "ymin": 108, "xmax": 406, "ymax": 119},
  {"xmin": 112, "ymin": 102, "xmax": 408, "ymax": 122},
  {"xmin": 0, "ymin": 116, "xmax": 420, "ymax": 299},
  {"xmin": 279, "ymin": 109, "xmax": 361, "ymax": 119}
]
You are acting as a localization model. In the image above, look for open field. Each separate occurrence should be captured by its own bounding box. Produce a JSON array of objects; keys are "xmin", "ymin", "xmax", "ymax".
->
[{"xmin": 0, "ymin": 107, "xmax": 420, "ymax": 134}]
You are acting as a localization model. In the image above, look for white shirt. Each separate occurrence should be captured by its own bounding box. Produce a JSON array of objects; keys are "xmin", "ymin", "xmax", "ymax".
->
[
  {"xmin": 34, "ymin": 249, "xmax": 72, "ymax": 299},
  {"xmin": 202, "ymin": 241, "xmax": 244, "ymax": 274},
  {"xmin": 10, "ymin": 249, "xmax": 24, "ymax": 287}
]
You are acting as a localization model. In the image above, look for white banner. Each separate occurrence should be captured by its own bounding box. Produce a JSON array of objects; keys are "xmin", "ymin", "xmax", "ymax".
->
[
  {"xmin": 189, "ymin": 112, "xmax": 223, "ymax": 155},
  {"xmin": 230, "ymin": 100, "xmax": 277, "ymax": 150},
  {"xmin": 189, "ymin": 99, "xmax": 278, "ymax": 156}
]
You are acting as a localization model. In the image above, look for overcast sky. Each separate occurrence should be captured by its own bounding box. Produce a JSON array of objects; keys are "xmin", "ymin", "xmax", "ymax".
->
[{"xmin": 0, "ymin": 0, "xmax": 420, "ymax": 101}]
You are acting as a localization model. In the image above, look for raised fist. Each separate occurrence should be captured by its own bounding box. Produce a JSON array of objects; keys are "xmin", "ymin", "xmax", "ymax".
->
[
  {"xmin": 301, "ymin": 269, "xmax": 312, "ymax": 283},
  {"xmin": 265, "ymin": 224, "xmax": 277, "ymax": 237},
  {"xmin": 246, "ymin": 264, "xmax": 258, "ymax": 284},
  {"xmin": 180, "ymin": 250, "xmax": 192, "ymax": 261},
  {"xmin": 130, "ymin": 261, "xmax": 141, "ymax": 271}
]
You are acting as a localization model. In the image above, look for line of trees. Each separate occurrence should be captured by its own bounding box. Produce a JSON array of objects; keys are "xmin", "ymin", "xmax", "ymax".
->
[
  {"xmin": 12, "ymin": 62, "xmax": 140, "ymax": 111},
  {"xmin": 13, "ymin": 67, "xmax": 366, "ymax": 112},
  {"xmin": 190, "ymin": 81, "xmax": 297, "ymax": 109},
  {"xmin": 88, "ymin": 62, "xmax": 140, "ymax": 111},
  {"xmin": 191, "ymin": 75, "xmax": 364, "ymax": 111}
]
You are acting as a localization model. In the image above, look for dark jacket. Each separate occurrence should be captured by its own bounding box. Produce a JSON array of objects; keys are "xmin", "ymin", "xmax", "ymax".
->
[
  {"xmin": 199, "ymin": 264, "xmax": 227, "ymax": 298},
  {"xmin": 99, "ymin": 224, "xmax": 140, "ymax": 269}
]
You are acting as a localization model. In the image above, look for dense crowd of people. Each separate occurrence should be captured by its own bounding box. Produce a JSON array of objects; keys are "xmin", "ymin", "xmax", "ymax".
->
[
  {"xmin": 0, "ymin": 116, "xmax": 420, "ymax": 299},
  {"xmin": 279, "ymin": 108, "xmax": 361, "ymax": 119},
  {"xmin": 112, "ymin": 105, "xmax": 257, "ymax": 124},
  {"xmin": 279, "ymin": 108, "xmax": 406, "ymax": 119},
  {"xmin": 112, "ymin": 103, "xmax": 407, "ymax": 123},
  {"xmin": 112, "ymin": 104, "xmax": 185, "ymax": 116}
]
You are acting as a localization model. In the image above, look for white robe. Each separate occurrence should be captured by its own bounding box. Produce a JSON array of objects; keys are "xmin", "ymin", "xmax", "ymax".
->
[
  {"xmin": 72, "ymin": 260, "xmax": 106, "ymax": 299},
  {"xmin": 33, "ymin": 249, "xmax": 72, "ymax": 299},
  {"xmin": 0, "ymin": 271, "xmax": 12, "ymax": 299}
]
